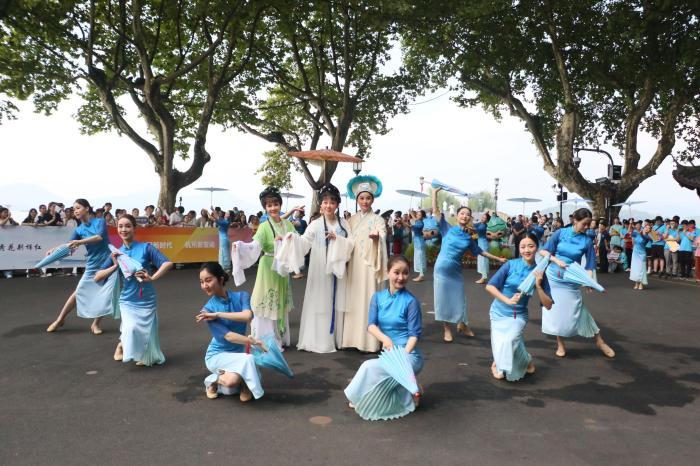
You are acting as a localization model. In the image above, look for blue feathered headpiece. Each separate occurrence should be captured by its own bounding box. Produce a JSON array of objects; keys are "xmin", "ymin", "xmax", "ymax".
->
[{"xmin": 347, "ymin": 175, "xmax": 383, "ymax": 200}]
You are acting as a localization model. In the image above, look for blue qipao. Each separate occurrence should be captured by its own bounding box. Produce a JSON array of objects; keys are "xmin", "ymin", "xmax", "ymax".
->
[
  {"xmin": 202, "ymin": 290, "xmax": 263, "ymax": 399},
  {"xmin": 102, "ymin": 241, "xmax": 170, "ymax": 365},
  {"xmin": 476, "ymin": 222, "xmax": 490, "ymax": 279},
  {"xmin": 629, "ymin": 230, "xmax": 650, "ymax": 284},
  {"xmin": 345, "ymin": 288, "xmax": 423, "ymax": 421},
  {"xmin": 488, "ymin": 259, "xmax": 551, "ymax": 381},
  {"xmin": 216, "ymin": 218, "xmax": 231, "ymax": 271},
  {"xmin": 411, "ymin": 219, "xmax": 427, "ymax": 275},
  {"xmin": 433, "ymin": 215, "xmax": 483, "ymax": 324},
  {"xmin": 540, "ymin": 226, "xmax": 599, "ymax": 338},
  {"xmin": 72, "ymin": 218, "xmax": 120, "ymax": 319}
]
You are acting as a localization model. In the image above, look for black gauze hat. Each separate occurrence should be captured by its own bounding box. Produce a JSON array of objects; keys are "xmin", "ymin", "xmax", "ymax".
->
[
  {"xmin": 259, "ymin": 186, "xmax": 282, "ymax": 207},
  {"xmin": 317, "ymin": 183, "xmax": 341, "ymax": 203}
]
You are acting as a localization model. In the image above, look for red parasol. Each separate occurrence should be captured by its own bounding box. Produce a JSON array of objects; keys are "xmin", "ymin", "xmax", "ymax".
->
[{"xmin": 288, "ymin": 149, "xmax": 362, "ymax": 164}]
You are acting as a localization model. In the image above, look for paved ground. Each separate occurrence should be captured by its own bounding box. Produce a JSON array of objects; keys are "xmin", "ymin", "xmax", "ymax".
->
[{"xmin": 1, "ymin": 267, "xmax": 698, "ymax": 465}]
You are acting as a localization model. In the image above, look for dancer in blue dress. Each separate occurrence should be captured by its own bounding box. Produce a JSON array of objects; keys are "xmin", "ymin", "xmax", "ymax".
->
[
  {"xmin": 95, "ymin": 215, "xmax": 173, "ymax": 365},
  {"xmin": 431, "ymin": 188, "xmax": 505, "ymax": 342},
  {"xmin": 629, "ymin": 221, "xmax": 651, "ymax": 290},
  {"xmin": 196, "ymin": 262, "xmax": 265, "ymax": 402},
  {"xmin": 486, "ymin": 233, "xmax": 553, "ymax": 381},
  {"xmin": 475, "ymin": 213, "xmax": 491, "ymax": 284},
  {"xmin": 409, "ymin": 210, "xmax": 427, "ymax": 281},
  {"xmin": 539, "ymin": 208, "xmax": 615, "ymax": 358},
  {"xmin": 46, "ymin": 199, "xmax": 119, "ymax": 335},
  {"xmin": 211, "ymin": 209, "xmax": 233, "ymax": 273},
  {"xmin": 345, "ymin": 255, "xmax": 423, "ymax": 420}
]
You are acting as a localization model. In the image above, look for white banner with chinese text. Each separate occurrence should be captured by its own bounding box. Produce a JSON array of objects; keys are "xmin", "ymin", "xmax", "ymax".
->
[{"xmin": 0, "ymin": 226, "xmax": 88, "ymax": 269}]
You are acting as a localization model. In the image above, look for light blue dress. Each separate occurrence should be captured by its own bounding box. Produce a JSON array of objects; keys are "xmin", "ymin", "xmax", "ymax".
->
[
  {"xmin": 476, "ymin": 222, "xmax": 489, "ymax": 279},
  {"xmin": 423, "ymin": 215, "xmax": 439, "ymax": 247},
  {"xmin": 202, "ymin": 291, "xmax": 263, "ymax": 399},
  {"xmin": 488, "ymin": 259, "xmax": 551, "ymax": 381},
  {"xmin": 629, "ymin": 230, "xmax": 650, "ymax": 284},
  {"xmin": 71, "ymin": 218, "xmax": 120, "ymax": 319},
  {"xmin": 411, "ymin": 219, "xmax": 426, "ymax": 275},
  {"xmin": 345, "ymin": 288, "xmax": 423, "ymax": 420},
  {"xmin": 540, "ymin": 227, "xmax": 599, "ymax": 338},
  {"xmin": 434, "ymin": 216, "xmax": 482, "ymax": 324},
  {"xmin": 216, "ymin": 218, "xmax": 231, "ymax": 271},
  {"xmin": 103, "ymin": 241, "xmax": 169, "ymax": 365}
]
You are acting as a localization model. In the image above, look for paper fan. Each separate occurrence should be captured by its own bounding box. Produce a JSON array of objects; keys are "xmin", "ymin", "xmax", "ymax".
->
[
  {"xmin": 251, "ymin": 335, "xmax": 294, "ymax": 378},
  {"xmin": 354, "ymin": 377, "xmax": 413, "ymax": 421},
  {"xmin": 561, "ymin": 261, "xmax": 605, "ymax": 292},
  {"xmin": 378, "ymin": 346, "xmax": 419, "ymax": 395},
  {"xmin": 34, "ymin": 244, "xmax": 72, "ymax": 269},
  {"xmin": 108, "ymin": 244, "xmax": 143, "ymax": 280},
  {"xmin": 517, "ymin": 254, "xmax": 551, "ymax": 296}
]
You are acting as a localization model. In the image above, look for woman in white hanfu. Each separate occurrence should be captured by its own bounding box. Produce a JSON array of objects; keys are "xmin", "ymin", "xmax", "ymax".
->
[
  {"xmin": 340, "ymin": 175, "xmax": 388, "ymax": 352},
  {"xmin": 281, "ymin": 183, "xmax": 354, "ymax": 353}
]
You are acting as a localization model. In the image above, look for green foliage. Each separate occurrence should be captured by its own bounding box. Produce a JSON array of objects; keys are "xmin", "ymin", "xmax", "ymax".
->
[
  {"xmin": 468, "ymin": 190, "xmax": 495, "ymax": 212},
  {"xmin": 255, "ymin": 145, "xmax": 298, "ymax": 189},
  {"xmin": 401, "ymin": 0, "xmax": 700, "ymax": 204},
  {"xmin": 239, "ymin": 0, "xmax": 422, "ymax": 188},
  {"xmin": 1, "ymin": 0, "xmax": 264, "ymax": 208}
]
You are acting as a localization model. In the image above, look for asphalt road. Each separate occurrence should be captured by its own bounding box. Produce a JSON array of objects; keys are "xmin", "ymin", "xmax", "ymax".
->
[{"xmin": 1, "ymin": 267, "xmax": 698, "ymax": 466}]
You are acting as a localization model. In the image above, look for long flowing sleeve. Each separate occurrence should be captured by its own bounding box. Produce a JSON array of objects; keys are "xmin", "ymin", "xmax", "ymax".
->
[
  {"xmin": 273, "ymin": 231, "xmax": 308, "ymax": 275},
  {"xmin": 231, "ymin": 239, "xmax": 262, "ymax": 286},
  {"xmin": 361, "ymin": 215, "xmax": 388, "ymax": 283},
  {"xmin": 326, "ymin": 222, "xmax": 355, "ymax": 278}
]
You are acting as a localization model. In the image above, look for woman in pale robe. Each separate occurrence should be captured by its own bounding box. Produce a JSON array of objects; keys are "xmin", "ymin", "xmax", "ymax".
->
[
  {"xmin": 341, "ymin": 175, "xmax": 388, "ymax": 352},
  {"xmin": 279, "ymin": 183, "xmax": 354, "ymax": 353}
]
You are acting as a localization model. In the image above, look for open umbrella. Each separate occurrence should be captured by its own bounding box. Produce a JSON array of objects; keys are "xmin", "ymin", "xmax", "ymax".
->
[
  {"xmin": 288, "ymin": 149, "xmax": 362, "ymax": 184},
  {"xmin": 34, "ymin": 244, "xmax": 72, "ymax": 269},
  {"xmin": 563, "ymin": 197, "xmax": 592, "ymax": 208},
  {"xmin": 280, "ymin": 192, "xmax": 304, "ymax": 210},
  {"xmin": 353, "ymin": 377, "xmax": 409, "ymax": 421},
  {"xmin": 612, "ymin": 200, "xmax": 647, "ymax": 218},
  {"xmin": 250, "ymin": 335, "xmax": 294, "ymax": 378},
  {"xmin": 507, "ymin": 197, "xmax": 542, "ymax": 214},
  {"xmin": 396, "ymin": 189, "xmax": 428, "ymax": 210},
  {"xmin": 195, "ymin": 186, "xmax": 229, "ymax": 206},
  {"xmin": 378, "ymin": 346, "xmax": 419, "ymax": 395},
  {"xmin": 431, "ymin": 179, "xmax": 471, "ymax": 198}
]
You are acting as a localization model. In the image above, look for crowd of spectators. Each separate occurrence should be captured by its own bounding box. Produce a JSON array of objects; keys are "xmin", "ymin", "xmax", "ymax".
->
[
  {"xmin": 384, "ymin": 208, "xmax": 699, "ymax": 283},
  {"xmin": 1, "ymin": 201, "xmax": 698, "ymax": 283}
]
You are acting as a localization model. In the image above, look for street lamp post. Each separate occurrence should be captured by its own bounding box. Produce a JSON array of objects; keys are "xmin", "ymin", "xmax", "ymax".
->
[
  {"xmin": 494, "ymin": 178, "xmax": 499, "ymax": 214},
  {"xmin": 352, "ymin": 160, "xmax": 363, "ymax": 212},
  {"xmin": 573, "ymin": 147, "xmax": 621, "ymax": 224}
]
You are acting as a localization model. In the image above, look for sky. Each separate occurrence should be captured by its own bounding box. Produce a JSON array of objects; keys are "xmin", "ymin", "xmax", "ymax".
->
[{"xmin": 1, "ymin": 91, "xmax": 698, "ymax": 220}]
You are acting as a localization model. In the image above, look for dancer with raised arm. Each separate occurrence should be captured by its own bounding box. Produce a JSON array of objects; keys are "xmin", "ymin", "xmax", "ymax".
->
[{"xmin": 432, "ymin": 188, "xmax": 506, "ymax": 342}]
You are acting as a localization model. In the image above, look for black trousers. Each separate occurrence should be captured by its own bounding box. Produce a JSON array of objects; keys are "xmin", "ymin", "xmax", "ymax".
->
[
  {"xmin": 679, "ymin": 251, "xmax": 693, "ymax": 277},
  {"xmin": 598, "ymin": 246, "xmax": 608, "ymax": 273}
]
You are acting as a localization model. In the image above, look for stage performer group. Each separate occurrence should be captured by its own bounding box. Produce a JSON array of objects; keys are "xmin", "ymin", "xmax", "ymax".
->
[{"xmin": 38, "ymin": 178, "xmax": 615, "ymax": 421}]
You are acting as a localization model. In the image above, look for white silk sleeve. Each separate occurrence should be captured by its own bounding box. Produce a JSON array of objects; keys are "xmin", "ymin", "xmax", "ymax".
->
[{"xmin": 231, "ymin": 240, "xmax": 262, "ymax": 286}]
